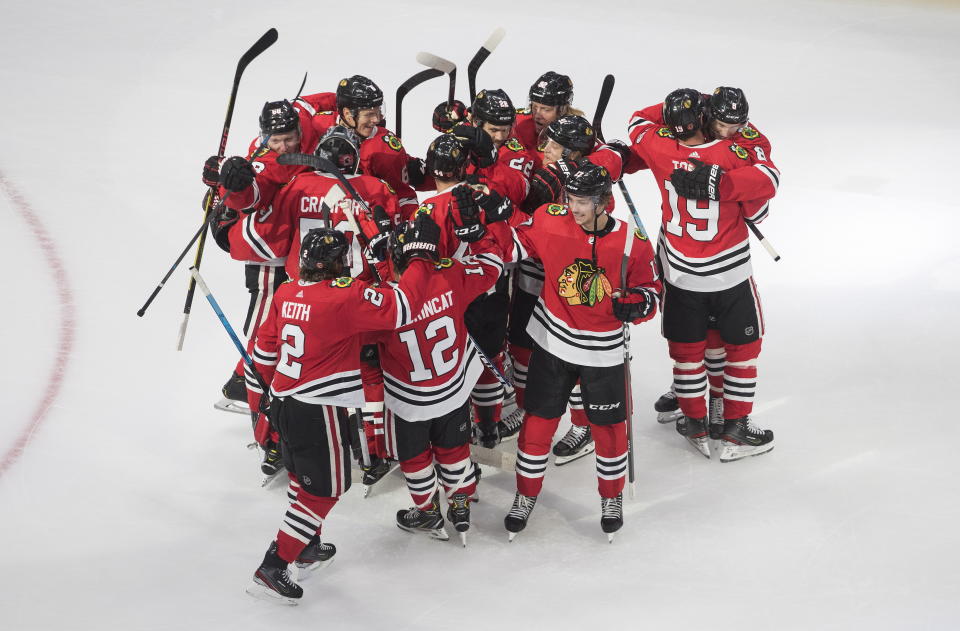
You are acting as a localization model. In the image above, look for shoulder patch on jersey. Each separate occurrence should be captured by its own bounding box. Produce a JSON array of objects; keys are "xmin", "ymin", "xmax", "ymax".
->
[
  {"xmin": 634, "ymin": 227, "xmax": 648, "ymax": 241},
  {"xmin": 435, "ymin": 258, "xmax": 454, "ymax": 270},
  {"xmin": 546, "ymin": 203, "xmax": 567, "ymax": 216},
  {"xmin": 515, "ymin": 107, "xmax": 530, "ymax": 115},
  {"xmin": 739, "ymin": 125, "xmax": 759, "ymax": 140},
  {"xmin": 331, "ymin": 277, "xmax": 355, "ymax": 288},
  {"xmin": 656, "ymin": 127, "xmax": 675, "ymax": 139},
  {"xmin": 730, "ymin": 144, "xmax": 750, "ymax": 160},
  {"xmin": 415, "ymin": 202, "xmax": 434, "ymax": 216},
  {"xmin": 505, "ymin": 138, "xmax": 525, "ymax": 152},
  {"xmin": 381, "ymin": 179, "xmax": 396, "ymax": 194},
  {"xmin": 253, "ymin": 146, "xmax": 270, "ymax": 159},
  {"xmin": 318, "ymin": 110, "xmax": 335, "ymax": 115},
  {"xmin": 383, "ymin": 134, "xmax": 403, "ymax": 151}
]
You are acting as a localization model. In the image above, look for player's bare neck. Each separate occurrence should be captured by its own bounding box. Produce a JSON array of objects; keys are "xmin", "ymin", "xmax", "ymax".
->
[{"xmin": 436, "ymin": 179, "xmax": 461, "ymax": 193}]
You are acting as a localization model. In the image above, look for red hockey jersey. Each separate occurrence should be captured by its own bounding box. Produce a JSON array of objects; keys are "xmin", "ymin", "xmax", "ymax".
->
[
  {"xmin": 494, "ymin": 205, "xmax": 661, "ymax": 367},
  {"xmin": 467, "ymin": 136, "xmax": 534, "ymax": 208}
]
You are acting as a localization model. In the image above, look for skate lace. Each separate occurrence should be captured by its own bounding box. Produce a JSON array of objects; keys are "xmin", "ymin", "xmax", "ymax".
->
[
  {"xmin": 664, "ymin": 391, "xmax": 677, "ymax": 402},
  {"xmin": 559, "ymin": 424, "xmax": 589, "ymax": 448},
  {"xmin": 601, "ymin": 496, "xmax": 622, "ymax": 519},
  {"xmin": 277, "ymin": 568, "xmax": 297, "ymax": 589},
  {"xmin": 501, "ymin": 409, "xmax": 524, "ymax": 431},
  {"xmin": 508, "ymin": 494, "xmax": 535, "ymax": 518},
  {"xmin": 743, "ymin": 417, "xmax": 764, "ymax": 436}
]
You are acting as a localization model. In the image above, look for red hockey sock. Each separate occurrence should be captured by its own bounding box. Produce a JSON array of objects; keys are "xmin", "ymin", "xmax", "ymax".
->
[
  {"xmin": 723, "ymin": 339, "xmax": 762, "ymax": 419},
  {"xmin": 508, "ymin": 344, "xmax": 532, "ymax": 410},
  {"xmin": 705, "ymin": 328, "xmax": 726, "ymax": 397},
  {"xmin": 516, "ymin": 414, "xmax": 561, "ymax": 497},
  {"xmin": 399, "ymin": 449, "xmax": 437, "ymax": 508},
  {"xmin": 669, "ymin": 340, "xmax": 707, "ymax": 419},
  {"xmin": 592, "ymin": 423, "xmax": 628, "ymax": 498},
  {"xmin": 275, "ymin": 490, "xmax": 338, "ymax": 563},
  {"xmin": 472, "ymin": 353, "xmax": 505, "ymax": 421},
  {"xmin": 433, "ymin": 444, "xmax": 477, "ymax": 499}
]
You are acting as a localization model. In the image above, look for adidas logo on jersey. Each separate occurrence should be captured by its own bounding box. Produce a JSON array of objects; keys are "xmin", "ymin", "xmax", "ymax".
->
[{"xmin": 689, "ymin": 151, "xmax": 700, "ymax": 158}]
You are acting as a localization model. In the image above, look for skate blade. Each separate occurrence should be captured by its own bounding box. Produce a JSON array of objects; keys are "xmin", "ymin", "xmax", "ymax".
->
[
  {"xmin": 719, "ymin": 442, "xmax": 774, "ymax": 463},
  {"xmin": 214, "ymin": 398, "xmax": 250, "ymax": 415},
  {"xmin": 508, "ymin": 531, "xmax": 518, "ymax": 542},
  {"xmin": 245, "ymin": 580, "xmax": 299, "ymax": 606},
  {"xmin": 656, "ymin": 409, "xmax": 683, "ymax": 424},
  {"xmin": 607, "ymin": 532, "xmax": 616, "ymax": 543},
  {"xmin": 459, "ymin": 532, "xmax": 468, "ymax": 547},
  {"xmin": 396, "ymin": 524, "xmax": 450, "ymax": 541},
  {"xmin": 261, "ymin": 470, "xmax": 284, "ymax": 488},
  {"xmin": 294, "ymin": 557, "xmax": 334, "ymax": 580},
  {"xmin": 554, "ymin": 442, "xmax": 596, "ymax": 466},
  {"xmin": 685, "ymin": 436, "xmax": 711, "ymax": 459}
]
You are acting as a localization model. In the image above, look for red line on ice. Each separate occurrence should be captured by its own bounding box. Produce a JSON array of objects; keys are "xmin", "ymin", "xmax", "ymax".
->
[{"xmin": 0, "ymin": 169, "xmax": 76, "ymax": 478}]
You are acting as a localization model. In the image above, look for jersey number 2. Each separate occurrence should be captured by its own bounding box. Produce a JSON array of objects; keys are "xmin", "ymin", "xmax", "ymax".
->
[{"xmin": 277, "ymin": 323, "xmax": 305, "ymax": 379}]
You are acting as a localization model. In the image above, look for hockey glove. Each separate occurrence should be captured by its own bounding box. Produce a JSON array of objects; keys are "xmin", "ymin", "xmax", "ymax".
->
[
  {"xmin": 406, "ymin": 157, "xmax": 427, "ymax": 189},
  {"xmin": 202, "ymin": 155, "xmax": 224, "ymax": 188},
  {"xmin": 451, "ymin": 185, "xmax": 487, "ymax": 243},
  {"xmin": 367, "ymin": 205, "xmax": 393, "ymax": 261},
  {"xmin": 670, "ymin": 158, "xmax": 724, "ymax": 201},
  {"xmin": 208, "ymin": 203, "xmax": 239, "ymax": 253},
  {"xmin": 401, "ymin": 213, "xmax": 441, "ymax": 264},
  {"xmin": 432, "ymin": 99, "xmax": 469, "ymax": 133},
  {"xmin": 475, "ymin": 189, "xmax": 513, "ymax": 224},
  {"xmin": 219, "ymin": 156, "xmax": 256, "ymax": 193},
  {"xmin": 606, "ymin": 139, "xmax": 632, "ymax": 165},
  {"xmin": 523, "ymin": 159, "xmax": 579, "ymax": 213},
  {"xmin": 451, "ymin": 123, "xmax": 497, "ymax": 168},
  {"xmin": 612, "ymin": 287, "xmax": 657, "ymax": 322}
]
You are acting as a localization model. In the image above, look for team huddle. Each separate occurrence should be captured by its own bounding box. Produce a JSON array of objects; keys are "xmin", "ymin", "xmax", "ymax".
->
[{"xmin": 198, "ymin": 67, "xmax": 781, "ymax": 604}]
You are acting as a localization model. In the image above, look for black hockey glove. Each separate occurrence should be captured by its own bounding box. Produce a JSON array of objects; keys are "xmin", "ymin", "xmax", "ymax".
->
[
  {"xmin": 451, "ymin": 185, "xmax": 487, "ymax": 243},
  {"xmin": 400, "ymin": 213, "xmax": 441, "ymax": 264},
  {"xmin": 208, "ymin": 202, "xmax": 239, "ymax": 253},
  {"xmin": 474, "ymin": 189, "xmax": 513, "ymax": 224},
  {"xmin": 406, "ymin": 156, "xmax": 427, "ymax": 189},
  {"xmin": 451, "ymin": 123, "xmax": 497, "ymax": 168},
  {"xmin": 432, "ymin": 99, "xmax": 469, "ymax": 133},
  {"xmin": 612, "ymin": 287, "xmax": 657, "ymax": 323},
  {"xmin": 670, "ymin": 158, "xmax": 724, "ymax": 201},
  {"xmin": 606, "ymin": 139, "xmax": 631, "ymax": 165},
  {"xmin": 219, "ymin": 156, "xmax": 256, "ymax": 193},
  {"xmin": 202, "ymin": 155, "xmax": 223, "ymax": 188},
  {"xmin": 522, "ymin": 159, "xmax": 579, "ymax": 213},
  {"xmin": 367, "ymin": 205, "xmax": 393, "ymax": 261}
]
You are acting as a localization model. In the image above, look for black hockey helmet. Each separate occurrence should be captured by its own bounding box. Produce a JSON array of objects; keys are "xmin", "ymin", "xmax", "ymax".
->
[
  {"xmin": 529, "ymin": 71, "xmax": 573, "ymax": 107},
  {"xmin": 315, "ymin": 125, "xmax": 362, "ymax": 174},
  {"xmin": 425, "ymin": 133, "xmax": 468, "ymax": 181},
  {"xmin": 565, "ymin": 160, "xmax": 612, "ymax": 200},
  {"xmin": 545, "ymin": 115, "xmax": 595, "ymax": 156},
  {"xmin": 662, "ymin": 88, "xmax": 705, "ymax": 140},
  {"xmin": 336, "ymin": 75, "xmax": 383, "ymax": 112},
  {"xmin": 471, "ymin": 88, "xmax": 516, "ymax": 126},
  {"xmin": 259, "ymin": 99, "xmax": 299, "ymax": 136},
  {"xmin": 300, "ymin": 228, "xmax": 349, "ymax": 274},
  {"xmin": 710, "ymin": 86, "xmax": 749, "ymax": 124}
]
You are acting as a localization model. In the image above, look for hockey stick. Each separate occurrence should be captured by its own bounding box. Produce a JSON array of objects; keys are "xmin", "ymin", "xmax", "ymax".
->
[
  {"xmin": 395, "ymin": 68, "xmax": 443, "ymax": 139},
  {"xmin": 746, "ymin": 220, "xmax": 780, "ymax": 261},
  {"xmin": 616, "ymin": 225, "xmax": 638, "ymax": 500},
  {"xmin": 137, "ymin": 219, "xmax": 207, "ymax": 317},
  {"xmin": 416, "ymin": 52, "xmax": 456, "ymax": 108},
  {"xmin": 591, "ymin": 74, "xmax": 615, "ymax": 138},
  {"xmin": 467, "ymin": 28, "xmax": 506, "ymax": 103},
  {"xmin": 176, "ymin": 28, "xmax": 278, "ymax": 350}
]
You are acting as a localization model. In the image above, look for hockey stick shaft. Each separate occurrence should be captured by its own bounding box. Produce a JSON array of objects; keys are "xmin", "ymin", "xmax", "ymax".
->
[
  {"xmin": 619, "ymin": 220, "xmax": 637, "ymax": 498},
  {"xmin": 746, "ymin": 220, "xmax": 780, "ymax": 261},
  {"xmin": 592, "ymin": 74, "xmax": 615, "ymax": 139},
  {"xmin": 467, "ymin": 27, "xmax": 506, "ymax": 102},
  {"xmin": 178, "ymin": 28, "xmax": 278, "ymax": 350},
  {"xmin": 137, "ymin": 220, "xmax": 207, "ymax": 317},
  {"xmin": 395, "ymin": 67, "xmax": 443, "ymax": 139}
]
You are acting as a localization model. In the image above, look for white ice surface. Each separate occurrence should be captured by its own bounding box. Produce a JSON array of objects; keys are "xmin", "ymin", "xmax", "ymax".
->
[{"xmin": 1, "ymin": 1, "xmax": 959, "ymax": 629}]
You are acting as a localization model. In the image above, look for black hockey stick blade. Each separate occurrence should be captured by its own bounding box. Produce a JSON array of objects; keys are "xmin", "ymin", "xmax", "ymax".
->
[
  {"xmin": 292, "ymin": 71, "xmax": 308, "ymax": 101},
  {"xmin": 395, "ymin": 67, "xmax": 444, "ymax": 138},
  {"xmin": 592, "ymin": 74, "xmax": 615, "ymax": 143},
  {"xmin": 467, "ymin": 27, "xmax": 506, "ymax": 103},
  {"xmin": 416, "ymin": 52, "xmax": 457, "ymax": 106}
]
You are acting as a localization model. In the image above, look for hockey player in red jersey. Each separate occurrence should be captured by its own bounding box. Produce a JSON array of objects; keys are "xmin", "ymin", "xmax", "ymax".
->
[
  {"xmin": 492, "ymin": 162, "xmax": 661, "ymax": 540},
  {"xmin": 625, "ymin": 88, "xmax": 780, "ymax": 462},
  {"xmin": 245, "ymin": 217, "xmax": 440, "ymax": 605},
  {"xmin": 378, "ymin": 195, "xmax": 510, "ymax": 545},
  {"xmin": 512, "ymin": 71, "xmax": 582, "ymax": 159}
]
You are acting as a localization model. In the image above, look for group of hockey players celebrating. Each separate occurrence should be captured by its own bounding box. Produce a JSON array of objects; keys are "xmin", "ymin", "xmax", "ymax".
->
[{"xmin": 196, "ymin": 62, "xmax": 781, "ymax": 604}]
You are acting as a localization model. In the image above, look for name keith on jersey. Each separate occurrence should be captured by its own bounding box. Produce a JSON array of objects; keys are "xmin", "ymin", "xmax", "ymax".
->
[{"xmin": 282, "ymin": 301, "xmax": 311, "ymax": 321}]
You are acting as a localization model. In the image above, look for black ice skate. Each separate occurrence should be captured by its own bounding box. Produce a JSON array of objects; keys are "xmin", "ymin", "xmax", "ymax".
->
[
  {"xmin": 497, "ymin": 408, "xmax": 524, "ymax": 442},
  {"xmin": 260, "ymin": 442, "xmax": 284, "ymax": 487},
  {"xmin": 396, "ymin": 494, "xmax": 449, "ymax": 541},
  {"xmin": 708, "ymin": 396, "xmax": 724, "ymax": 439},
  {"xmin": 654, "ymin": 390, "xmax": 683, "ymax": 424},
  {"xmin": 474, "ymin": 416, "xmax": 500, "ymax": 449},
  {"xmin": 214, "ymin": 373, "xmax": 250, "ymax": 415},
  {"xmin": 294, "ymin": 535, "xmax": 336, "ymax": 578},
  {"xmin": 601, "ymin": 494, "xmax": 624, "ymax": 543},
  {"xmin": 552, "ymin": 425, "xmax": 594, "ymax": 466},
  {"xmin": 504, "ymin": 492, "xmax": 537, "ymax": 541},
  {"xmin": 719, "ymin": 416, "xmax": 774, "ymax": 462},
  {"xmin": 246, "ymin": 542, "xmax": 302, "ymax": 605},
  {"xmin": 361, "ymin": 457, "xmax": 399, "ymax": 498},
  {"xmin": 446, "ymin": 492, "xmax": 471, "ymax": 547},
  {"xmin": 676, "ymin": 416, "xmax": 710, "ymax": 458}
]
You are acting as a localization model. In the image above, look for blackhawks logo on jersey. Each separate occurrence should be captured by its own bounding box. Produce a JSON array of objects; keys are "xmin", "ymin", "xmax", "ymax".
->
[
  {"xmin": 739, "ymin": 125, "xmax": 759, "ymax": 140},
  {"xmin": 331, "ymin": 277, "xmax": 355, "ymax": 288},
  {"xmin": 515, "ymin": 106, "xmax": 530, "ymax": 115},
  {"xmin": 318, "ymin": 110, "xmax": 335, "ymax": 116},
  {"xmin": 558, "ymin": 258, "xmax": 613, "ymax": 307},
  {"xmin": 657, "ymin": 127, "xmax": 675, "ymax": 139},
  {"xmin": 415, "ymin": 202, "xmax": 434, "ymax": 217},
  {"xmin": 435, "ymin": 258, "xmax": 454, "ymax": 270},
  {"xmin": 382, "ymin": 180, "xmax": 396, "ymax": 194},
  {"xmin": 634, "ymin": 227, "xmax": 648, "ymax": 241},
  {"xmin": 505, "ymin": 138, "xmax": 525, "ymax": 152},
  {"xmin": 730, "ymin": 144, "xmax": 750, "ymax": 160},
  {"xmin": 383, "ymin": 134, "xmax": 403, "ymax": 151},
  {"xmin": 546, "ymin": 203, "xmax": 567, "ymax": 216}
]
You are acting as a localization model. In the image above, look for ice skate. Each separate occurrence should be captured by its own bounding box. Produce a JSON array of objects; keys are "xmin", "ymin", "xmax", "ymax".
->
[
  {"xmin": 708, "ymin": 396, "xmax": 724, "ymax": 439},
  {"xmin": 260, "ymin": 442, "xmax": 284, "ymax": 487},
  {"xmin": 446, "ymin": 492, "xmax": 471, "ymax": 547},
  {"xmin": 215, "ymin": 373, "xmax": 250, "ymax": 415},
  {"xmin": 497, "ymin": 407, "xmax": 524, "ymax": 442},
  {"xmin": 361, "ymin": 457, "xmax": 399, "ymax": 498},
  {"xmin": 676, "ymin": 416, "xmax": 710, "ymax": 458},
  {"xmin": 246, "ymin": 542, "xmax": 302, "ymax": 605},
  {"xmin": 501, "ymin": 384, "xmax": 518, "ymax": 417},
  {"xmin": 719, "ymin": 416, "xmax": 774, "ymax": 462},
  {"xmin": 473, "ymin": 416, "xmax": 500, "ymax": 449},
  {"xmin": 600, "ymin": 494, "xmax": 623, "ymax": 543},
  {"xmin": 552, "ymin": 425, "xmax": 594, "ymax": 466},
  {"xmin": 654, "ymin": 390, "xmax": 683, "ymax": 424},
  {"xmin": 294, "ymin": 535, "xmax": 336, "ymax": 579},
  {"xmin": 504, "ymin": 492, "xmax": 537, "ymax": 541},
  {"xmin": 396, "ymin": 494, "xmax": 449, "ymax": 541}
]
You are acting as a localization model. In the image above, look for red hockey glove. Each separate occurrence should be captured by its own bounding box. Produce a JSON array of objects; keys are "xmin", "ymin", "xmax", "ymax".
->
[
  {"xmin": 432, "ymin": 99, "xmax": 469, "ymax": 133},
  {"xmin": 202, "ymin": 155, "xmax": 224, "ymax": 188},
  {"xmin": 612, "ymin": 287, "xmax": 657, "ymax": 322}
]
